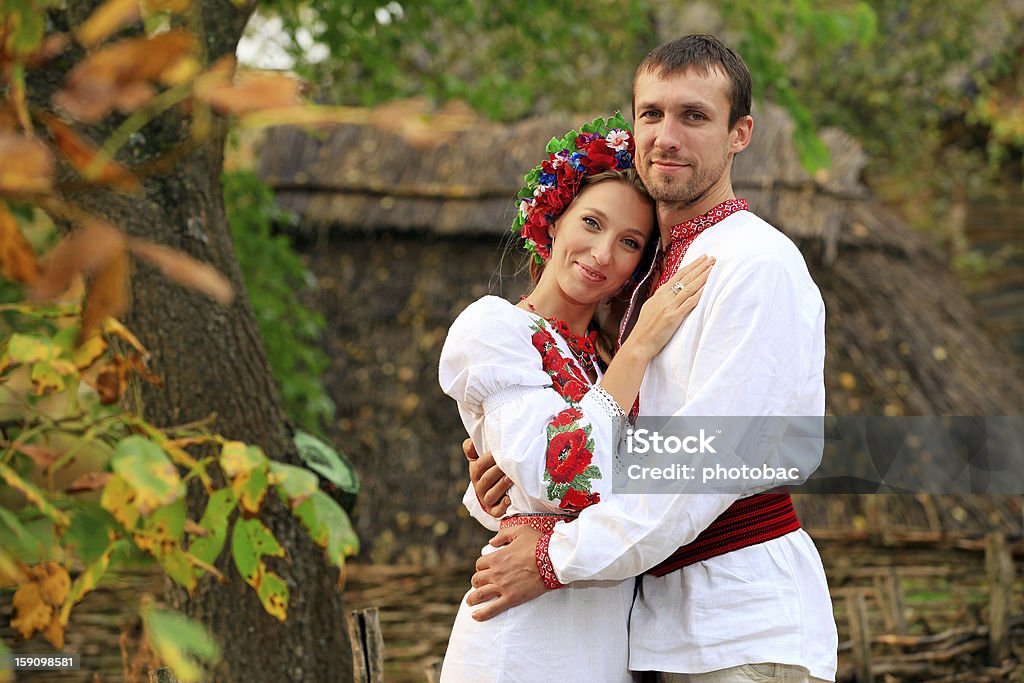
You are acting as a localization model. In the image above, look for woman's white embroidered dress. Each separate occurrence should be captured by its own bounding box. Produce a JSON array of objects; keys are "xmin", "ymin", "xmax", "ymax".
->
[{"xmin": 438, "ymin": 295, "xmax": 633, "ymax": 683}]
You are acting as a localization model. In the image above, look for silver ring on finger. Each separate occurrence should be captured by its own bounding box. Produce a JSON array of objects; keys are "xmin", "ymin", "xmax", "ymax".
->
[{"xmin": 671, "ymin": 281, "xmax": 685, "ymax": 295}]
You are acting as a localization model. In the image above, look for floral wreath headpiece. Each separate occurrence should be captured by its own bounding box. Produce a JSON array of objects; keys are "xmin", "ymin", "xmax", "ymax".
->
[{"xmin": 512, "ymin": 112, "xmax": 636, "ymax": 264}]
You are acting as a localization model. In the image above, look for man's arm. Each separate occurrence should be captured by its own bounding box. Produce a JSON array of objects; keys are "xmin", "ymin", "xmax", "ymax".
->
[{"xmin": 464, "ymin": 438, "xmax": 512, "ymax": 519}]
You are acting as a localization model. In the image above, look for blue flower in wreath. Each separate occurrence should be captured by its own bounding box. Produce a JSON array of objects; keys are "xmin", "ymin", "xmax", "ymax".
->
[
  {"xmin": 615, "ymin": 150, "xmax": 632, "ymax": 169},
  {"xmin": 539, "ymin": 171, "xmax": 556, "ymax": 185},
  {"xmin": 569, "ymin": 152, "xmax": 586, "ymax": 171}
]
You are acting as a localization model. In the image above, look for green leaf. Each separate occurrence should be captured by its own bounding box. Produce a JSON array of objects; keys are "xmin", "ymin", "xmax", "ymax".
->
[
  {"xmin": 292, "ymin": 490, "xmax": 359, "ymax": 572},
  {"xmin": 256, "ymin": 570, "xmax": 289, "ymax": 622},
  {"xmin": 112, "ymin": 437, "xmax": 182, "ymax": 514},
  {"xmin": 231, "ymin": 517, "xmax": 284, "ymax": 585},
  {"xmin": 157, "ymin": 547, "xmax": 197, "ymax": 593},
  {"xmin": 269, "ymin": 461, "xmax": 318, "ymax": 506},
  {"xmin": 143, "ymin": 606, "xmax": 220, "ymax": 683},
  {"xmin": 141, "ymin": 498, "xmax": 186, "ymax": 547},
  {"xmin": 189, "ymin": 488, "xmax": 236, "ymax": 566},
  {"xmin": 232, "ymin": 464, "xmax": 269, "ymax": 514},
  {"xmin": 5, "ymin": 333, "xmax": 55, "ymax": 364},
  {"xmin": 64, "ymin": 502, "xmax": 120, "ymax": 565},
  {"xmin": 293, "ymin": 430, "xmax": 359, "ymax": 495},
  {"xmin": 231, "ymin": 518, "xmax": 287, "ymax": 620},
  {"xmin": 0, "ymin": 506, "xmax": 44, "ymax": 558}
]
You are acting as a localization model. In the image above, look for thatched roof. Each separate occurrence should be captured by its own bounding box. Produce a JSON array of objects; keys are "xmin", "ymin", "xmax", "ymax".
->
[{"xmin": 257, "ymin": 105, "xmax": 1023, "ymax": 417}]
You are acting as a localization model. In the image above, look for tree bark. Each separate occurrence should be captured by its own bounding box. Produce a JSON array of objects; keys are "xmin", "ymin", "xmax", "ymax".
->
[{"xmin": 39, "ymin": 1, "xmax": 354, "ymax": 680}]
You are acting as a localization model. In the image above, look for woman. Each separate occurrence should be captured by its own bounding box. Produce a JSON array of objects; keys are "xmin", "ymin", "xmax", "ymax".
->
[{"xmin": 437, "ymin": 115, "xmax": 713, "ymax": 682}]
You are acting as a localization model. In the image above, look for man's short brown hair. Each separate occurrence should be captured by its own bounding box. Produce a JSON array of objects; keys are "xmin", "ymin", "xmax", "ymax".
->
[{"xmin": 634, "ymin": 34, "xmax": 753, "ymax": 129}]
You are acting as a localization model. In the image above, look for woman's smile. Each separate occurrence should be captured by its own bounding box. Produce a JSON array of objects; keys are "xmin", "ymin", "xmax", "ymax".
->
[{"xmin": 575, "ymin": 261, "xmax": 607, "ymax": 283}]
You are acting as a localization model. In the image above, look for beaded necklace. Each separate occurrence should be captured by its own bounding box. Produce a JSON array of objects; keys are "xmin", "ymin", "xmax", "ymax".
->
[{"xmin": 521, "ymin": 298, "xmax": 599, "ymax": 375}]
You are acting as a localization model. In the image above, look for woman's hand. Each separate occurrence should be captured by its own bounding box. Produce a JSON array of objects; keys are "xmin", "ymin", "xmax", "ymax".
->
[{"xmin": 624, "ymin": 255, "xmax": 714, "ymax": 361}]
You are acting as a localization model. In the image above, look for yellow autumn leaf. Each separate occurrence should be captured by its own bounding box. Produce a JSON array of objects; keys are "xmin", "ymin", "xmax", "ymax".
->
[
  {"xmin": 100, "ymin": 473, "xmax": 140, "ymax": 530},
  {"xmin": 75, "ymin": 0, "xmax": 141, "ymax": 49},
  {"xmin": 0, "ymin": 200, "xmax": 40, "ymax": 284},
  {"xmin": 42, "ymin": 114, "xmax": 140, "ymax": 192},
  {"xmin": 11, "ymin": 581, "xmax": 52, "ymax": 639},
  {"xmin": 128, "ymin": 238, "xmax": 234, "ymax": 304},
  {"xmin": 231, "ymin": 465, "xmax": 268, "ymax": 514},
  {"xmin": 35, "ymin": 562, "xmax": 71, "ymax": 606},
  {"xmin": 73, "ymin": 333, "xmax": 108, "ymax": 370},
  {"xmin": 0, "ymin": 133, "xmax": 54, "ymax": 195},
  {"xmin": 112, "ymin": 437, "xmax": 182, "ymax": 514},
  {"xmin": 101, "ymin": 317, "xmax": 148, "ymax": 355},
  {"xmin": 30, "ymin": 357, "xmax": 78, "ymax": 395},
  {"xmin": 220, "ymin": 441, "xmax": 267, "ymax": 478},
  {"xmin": 31, "ymin": 217, "xmax": 126, "ymax": 303},
  {"xmin": 80, "ymin": 247, "xmax": 130, "ymax": 342},
  {"xmin": 42, "ymin": 613, "xmax": 65, "ymax": 649}
]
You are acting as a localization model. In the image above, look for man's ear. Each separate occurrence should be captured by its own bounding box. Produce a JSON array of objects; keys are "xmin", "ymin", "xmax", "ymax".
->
[{"xmin": 730, "ymin": 114, "xmax": 753, "ymax": 154}]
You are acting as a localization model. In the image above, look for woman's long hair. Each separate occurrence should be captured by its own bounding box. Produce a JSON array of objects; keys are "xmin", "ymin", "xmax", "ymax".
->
[{"xmin": 524, "ymin": 167, "xmax": 658, "ymax": 364}]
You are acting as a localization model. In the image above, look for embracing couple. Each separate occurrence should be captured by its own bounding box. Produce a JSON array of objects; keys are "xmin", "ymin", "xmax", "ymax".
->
[{"xmin": 438, "ymin": 34, "xmax": 837, "ymax": 683}]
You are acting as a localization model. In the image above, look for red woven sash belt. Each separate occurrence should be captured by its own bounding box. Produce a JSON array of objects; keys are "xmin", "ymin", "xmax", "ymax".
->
[{"xmin": 646, "ymin": 492, "xmax": 801, "ymax": 577}]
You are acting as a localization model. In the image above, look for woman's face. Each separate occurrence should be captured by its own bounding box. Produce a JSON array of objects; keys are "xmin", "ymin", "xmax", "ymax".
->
[{"xmin": 543, "ymin": 180, "xmax": 655, "ymax": 306}]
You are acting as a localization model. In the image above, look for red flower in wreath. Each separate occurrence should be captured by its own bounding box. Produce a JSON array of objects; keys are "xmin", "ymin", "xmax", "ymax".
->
[
  {"xmin": 551, "ymin": 407, "xmax": 583, "ymax": 429},
  {"xmin": 560, "ymin": 488, "xmax": 601, "ymax": 512},
  {"xmin": 580, "ymin": 139, "xmax": 617, "ymax": 171},
  {"xmin": 546, "ymin": 429, "xmax": 593, "ymax": 483}
]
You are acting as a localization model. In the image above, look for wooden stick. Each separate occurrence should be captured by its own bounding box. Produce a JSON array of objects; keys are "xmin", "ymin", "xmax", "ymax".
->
[
  {"xmin": 985, "ymin": 532, "xmax": 1013, "ymax": 664},
  {"xmin": 846, "ymin": 590, "xmax": 874, "ymax": 682}
]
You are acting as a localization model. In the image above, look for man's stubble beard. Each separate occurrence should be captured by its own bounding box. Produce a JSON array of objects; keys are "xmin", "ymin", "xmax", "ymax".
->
[{"xmin": 638, "ymin": 152, "xmax": 730, "ymax": 211}]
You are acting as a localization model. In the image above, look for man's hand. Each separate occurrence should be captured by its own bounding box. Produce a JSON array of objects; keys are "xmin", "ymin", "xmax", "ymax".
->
[
  {"xmin": 466, "ymin": 525, "xmax": 546, "ymax": 621},
  {"xmin": 464, "ymin": 438, "xmax": 512, "ymax": 518}
]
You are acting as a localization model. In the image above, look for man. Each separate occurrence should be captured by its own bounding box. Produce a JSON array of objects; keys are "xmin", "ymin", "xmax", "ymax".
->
[{"xmin": 462, "ymin": 34, "xmax": 837, "ymax": 682}]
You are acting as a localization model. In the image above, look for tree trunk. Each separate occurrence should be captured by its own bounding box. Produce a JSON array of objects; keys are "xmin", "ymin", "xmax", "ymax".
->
[{"xmin": 39, "ymin": 1, "xmax": 354, "ymax": 680}]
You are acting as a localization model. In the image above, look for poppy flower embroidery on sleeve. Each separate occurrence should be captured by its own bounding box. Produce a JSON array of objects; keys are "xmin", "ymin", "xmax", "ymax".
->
[
  {"xmin": 529, "ymin": 319, "xmax": 603, "ymax": 512},
  {"xmin": 544, "ymin": 409, "xmax": 602, "ymax": 511}
]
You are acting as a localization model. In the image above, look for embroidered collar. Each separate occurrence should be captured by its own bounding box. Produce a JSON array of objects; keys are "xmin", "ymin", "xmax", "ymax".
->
[
  {"xmin": 655, "ymin": 198, "xmax": 747, "ymax": 288},
  {"xmin": 668, "ymin": 198, "xmax": 748, "ymax": 248}
]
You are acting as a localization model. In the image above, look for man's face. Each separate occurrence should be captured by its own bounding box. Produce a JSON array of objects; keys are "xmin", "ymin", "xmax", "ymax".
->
[{"xmin": 633, "ymin": 66, "xmax": 749, "ymax": 214}]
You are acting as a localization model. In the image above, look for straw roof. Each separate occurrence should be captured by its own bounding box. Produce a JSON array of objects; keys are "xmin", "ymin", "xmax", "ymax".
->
[{"xmin": 258, "ymin": 104, "xmax": 1021, "ymax": 417}]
